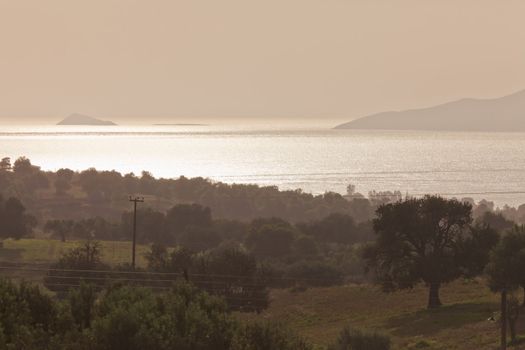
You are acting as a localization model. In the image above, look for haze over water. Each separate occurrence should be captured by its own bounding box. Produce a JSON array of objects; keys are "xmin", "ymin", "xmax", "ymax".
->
[{"xmin": 2, "ymin": 124, "xmax": 525, "ymax": 207}]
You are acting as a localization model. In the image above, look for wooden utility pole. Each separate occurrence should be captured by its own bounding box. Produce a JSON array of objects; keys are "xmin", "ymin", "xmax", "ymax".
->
[
  {"xmin": 501, "ymin": 289, "xmax": 507, "ymax": 350},
  {"xmin": 129, "ymin": 196, "xmax": 144, "ymax": 269}
]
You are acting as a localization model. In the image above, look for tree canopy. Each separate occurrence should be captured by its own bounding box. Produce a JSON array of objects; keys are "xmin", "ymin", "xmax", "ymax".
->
[
  {"xmin": 363, "ymin": 195, "xmax": 497, "ymax": 308},
  {"xmin": 0, "ymin": 195, "xmax": 36, "ymax": 240}
]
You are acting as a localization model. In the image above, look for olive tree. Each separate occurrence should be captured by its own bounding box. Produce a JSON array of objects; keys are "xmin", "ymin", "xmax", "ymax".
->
[{"xmin": 364, "ymin": 195, "xmax": 497, "ymax": 308}]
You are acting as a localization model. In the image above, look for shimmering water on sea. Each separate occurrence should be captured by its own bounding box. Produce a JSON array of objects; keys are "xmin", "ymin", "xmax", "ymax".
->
[{"xmin": 2, "ymin": 125, "xmax": 525, "ymax": 207}]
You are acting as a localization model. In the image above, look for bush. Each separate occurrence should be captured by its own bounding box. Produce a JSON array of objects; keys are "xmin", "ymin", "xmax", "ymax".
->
[
  {"xmin": 44, "ymin": 240, "xmax": 111, "ymax": 294},
  {"xmin": 330, "ymin": 326, "xmax": 391, "ymax": 350},
  {"xmin": 0, "ymin": 278, "xmax": 319, "ymax": 350},
  {"xmin": 91, "ymin": 282, "xmax": 236, "ymax": 350},
  {"xmin": 232, "ymin": 321, "xmax": 312, "ymax": 350},
  {"xmin": 0, "ymin": 279, "xmax": 60, "ymax": 349}
]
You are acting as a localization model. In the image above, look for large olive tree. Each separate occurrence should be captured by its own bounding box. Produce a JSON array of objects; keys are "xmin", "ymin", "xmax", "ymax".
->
[{"xmin": 364, "ymin": 195, "xmax": 497, "ymax": 308}]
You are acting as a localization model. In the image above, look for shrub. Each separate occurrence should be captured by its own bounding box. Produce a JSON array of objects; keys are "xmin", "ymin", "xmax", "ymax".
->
[
  {"xmin": 232, "ymin": 321, "xmax": 312, "ymax": 350},
  {"xmin": 0, "ymin": 279, "xmax": 60, "ymax": 349},
  {"xmin": 44, "ymin": 240, "xmax": 111, "ymax": 294},
  {"xmin": 91, "ymin": 282, "xmax": 236, "ymax": 350},
  {"xmin": 0, "ymin": 279, "xmax": 316, "ymax": 350},
  {"xmin": 330, "ymin": 326, "xmax": 391, "ymax": 350}
]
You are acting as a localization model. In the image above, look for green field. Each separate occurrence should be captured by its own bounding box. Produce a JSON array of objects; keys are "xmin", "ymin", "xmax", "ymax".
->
[
  {"xmin": 239, "ymin": 279, "xmax": 525, "ymax": 350},
  {"xmin": 1, "ymin": 238, "xmax": 524, "ymax": 349},
  {"xmin": 0, "ymin": 238, "xmax": 149, "ymax": 267}
]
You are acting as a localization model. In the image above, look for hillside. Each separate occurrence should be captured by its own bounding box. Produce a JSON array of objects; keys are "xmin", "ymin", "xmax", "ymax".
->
[
  {"xmin": 241, "ymin": 280, "xmax": 515, "ymax": 349},
  {"xmin": 335, "ymin": 89, "xmax": 525, "ymax": 132},
  {"xmin": 57, "ymin": 113, "xmax": 116, "ymax": 125}
]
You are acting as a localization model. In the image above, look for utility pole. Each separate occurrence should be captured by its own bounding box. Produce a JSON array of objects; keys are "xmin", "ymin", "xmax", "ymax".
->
[
  {"xmin": 129, "ymin": 196, "xmax": 144, "ymax": 269},
  {"xmin": 501, "ymin": 288, "xmax": 507, "ymax": 350}
]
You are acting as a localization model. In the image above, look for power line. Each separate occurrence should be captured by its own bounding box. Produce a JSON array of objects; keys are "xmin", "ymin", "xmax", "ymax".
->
[{"xmin": 0, "ymin": 265, "xmax": 348, "ymax": 284}]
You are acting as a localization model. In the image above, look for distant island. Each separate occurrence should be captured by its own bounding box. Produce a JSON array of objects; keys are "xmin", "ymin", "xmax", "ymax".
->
[
  {"xmin": 334, "ymin": 89, "xmax": 525, "ymax": 132},
  {"xmin": 57, "ymin": 114, "xmax": 116, "ymax": 126}
]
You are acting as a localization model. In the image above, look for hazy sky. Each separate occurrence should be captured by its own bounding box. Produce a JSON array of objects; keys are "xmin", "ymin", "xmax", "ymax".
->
[{"xmin": 1, "ymin": 0, "xmax": 525, "ymax": 126}]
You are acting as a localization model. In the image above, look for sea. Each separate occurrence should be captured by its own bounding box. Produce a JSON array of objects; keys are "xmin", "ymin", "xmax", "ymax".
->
[{"xmin": 2, "ymin": 124, "xmax": 525, "ymax": 207}]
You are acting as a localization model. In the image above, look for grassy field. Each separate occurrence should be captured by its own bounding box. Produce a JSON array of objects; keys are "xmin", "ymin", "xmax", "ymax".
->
[
  {"xmin": 0, "ymin": 238, "xmax": 150, "ymax": 267},
  {"xmin": 2, "ymin": 238, "xmax": 525, "ymax": 349},
  {"xmin": 241, "ymin": 279, "xmax": 525, "ymax": 350}
]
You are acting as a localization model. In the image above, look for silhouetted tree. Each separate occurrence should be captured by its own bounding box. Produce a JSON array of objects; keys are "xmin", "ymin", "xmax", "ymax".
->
[
  {"xmin": 55, "ymin": 168, "xmax": 75, "ymax": 195},
  {"xmin": 11, "ymin": 157, "xmax": 49, "ymax": 194},
  {"xmin": 476, "ymin": 211, "xmax": 514, "ymax": 233},
  {"xmin": 0, "ymin": 196, "xmax": 36, "ymax": 240},
  {"xmin": 363, "ymin": 196, "xmax": 475, "ymax": 308},
  {"xmin": 12, "ymin": 156, "xmax": 34, "ymax": 175},
  {"xmin": 0, "ymin": 157, "xmax": 11, "ymax": 171},
  {"xmin": 78, "ymin": 168, "xmax": 123, "ymax": 202},
  {"xmin": 44, "ymin": 219, "xmax": 75, "ymax": 242}
]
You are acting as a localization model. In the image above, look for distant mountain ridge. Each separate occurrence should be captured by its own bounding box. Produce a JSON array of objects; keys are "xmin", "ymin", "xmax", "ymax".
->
[
  {"xmin": 334, "ymin": 89, "xmax": 525, "ymax": 131},
  {"xmin": 57, "ymin": 114, "xmax": 116, "ymax": 126}
]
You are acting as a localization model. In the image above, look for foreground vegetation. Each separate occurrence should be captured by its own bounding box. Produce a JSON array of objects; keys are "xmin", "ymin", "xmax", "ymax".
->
[
  {"xmin": 0, "ymin": 271, "xmax": 522, "ymax": 349},
  {"xmin": 2, "ymin": 237, "xmax": 525, "ymax": 349},
  {"xmin": 0, "ymin": 279, "xmax": 315, "ymax": 350}
]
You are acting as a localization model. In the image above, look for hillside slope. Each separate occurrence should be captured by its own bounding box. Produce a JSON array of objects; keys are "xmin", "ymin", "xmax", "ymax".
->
[
  {"xmin": 335, "ymin": 90, "xmax": 525, "ymax": 131},
  {"xmin": 242, "ymin": 280, "xmax": 510, "ymax": 349}
]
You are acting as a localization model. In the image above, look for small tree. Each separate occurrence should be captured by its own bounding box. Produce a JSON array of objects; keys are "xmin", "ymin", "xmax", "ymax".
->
[
  {"xmin": 363, "ymin": 196, "xmax": 494, "ymax": 308},
  {"xmin": 44, "ymin": 240, "xmax": 110, "ymax": 293},
  {"xmin": 44, "ymin": 219, "xmax": 75, "ymax": 242},
  {"xmin": 0, "ymin": 157, "xmax": 11, "ymax": 171},
  {"xmin": 0, "ymin": 196, "xmax": 37, "ymax": 241},
  {"xmin": 485, "ymin": 229, "xmax": 525, "ymax": 347},
  {"xmin": 476, "ymin": 211, "xmax": 514, "ymax": 233}
]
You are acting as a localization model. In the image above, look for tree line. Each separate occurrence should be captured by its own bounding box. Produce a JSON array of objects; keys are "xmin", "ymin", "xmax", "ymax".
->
[
  {"xmin": 41, "ymin": 204, "xmax": 375, "ymax": 313},
  {"xmin": 0, "ymin": 156, "xmax": 424, "ymax": 224}
]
